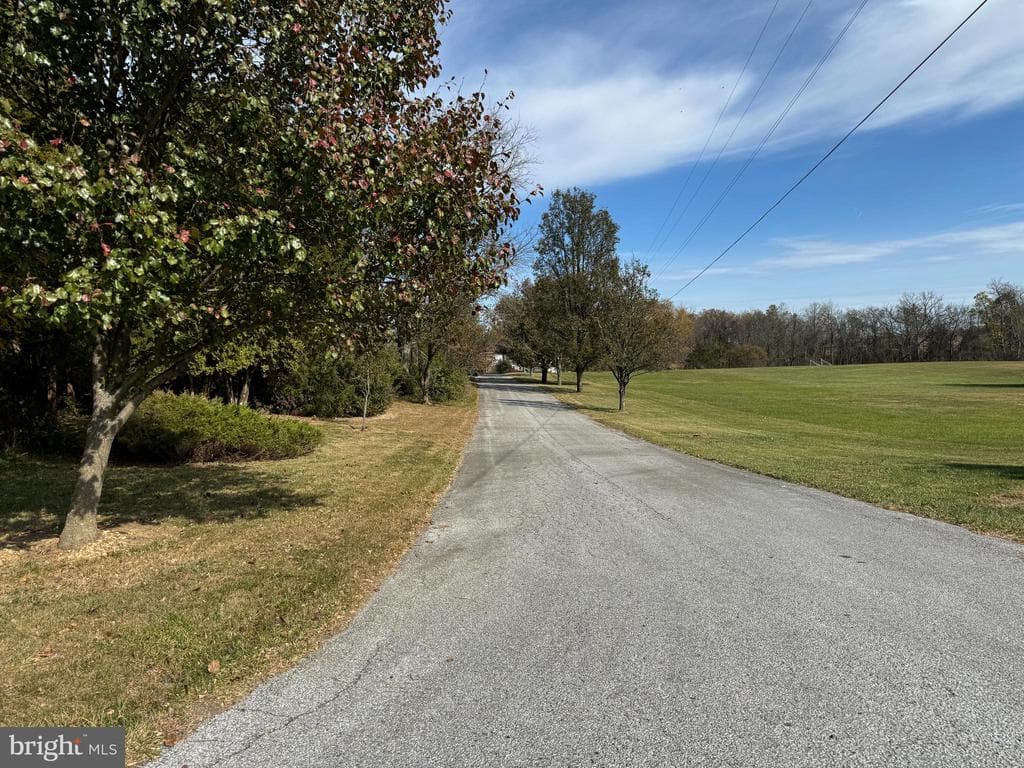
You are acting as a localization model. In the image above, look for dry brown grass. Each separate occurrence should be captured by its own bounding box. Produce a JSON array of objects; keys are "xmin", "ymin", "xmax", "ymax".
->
[
  {"xmin": 990, "ymin": 486, "xmax": 1024, "ymax": 509},
  {"xmin": 0, "ymin": 394, "xmax": 477, "ymax": 765}
]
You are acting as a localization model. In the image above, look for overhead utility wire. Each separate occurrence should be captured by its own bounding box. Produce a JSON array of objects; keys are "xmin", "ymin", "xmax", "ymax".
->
[
  {"xmin": 656, "ymin": 0, "xmax": 868, "ymax": 281},
  {"xmin": 666, "ymin": 0, "xmax": 991, "ymax": 301},
  {"xmin": 651, "ymin": 0, "xmax": 815, "ymax": 280},
  {"xmin": 645, "ymin": 0, "xmax": 782, "ymax": 256}
]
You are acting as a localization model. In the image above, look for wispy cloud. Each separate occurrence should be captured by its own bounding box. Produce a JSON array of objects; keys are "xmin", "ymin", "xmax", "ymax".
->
[
  {"xmin": 970, "ymin": 202, "xmax": 1024, "ymax": 217},
  {"xmin": 442, "ymin": 0, "xmax": 1024, "ymax": 188},
  {"xmin": 761, "ymin": 220, "xmax": 1024, "ymax": 270}
]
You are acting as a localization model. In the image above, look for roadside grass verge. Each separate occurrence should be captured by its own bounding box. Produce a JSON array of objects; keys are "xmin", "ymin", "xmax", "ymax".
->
[
  {"xmin": 529, "ymin": 362, "xmax": 1024, "ymax": 539},
  {"xmin": 0, "ymin": 393, "xmax": 477, "ymax": 764}
]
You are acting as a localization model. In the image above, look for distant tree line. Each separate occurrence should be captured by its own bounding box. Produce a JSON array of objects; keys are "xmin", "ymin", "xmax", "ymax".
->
[
  {"xmin": 494, "ymin": 193, "xmax": 1023, "ymax": 389},
  {"xmin": 683, "ymin": 281, "xmax": 1024, "ymax": 368}
]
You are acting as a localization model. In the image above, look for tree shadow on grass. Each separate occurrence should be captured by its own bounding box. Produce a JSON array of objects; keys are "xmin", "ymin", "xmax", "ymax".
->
[
  {"xmin": 582, "ymin": 404, "xmax": 624, "ymax": 414},
  {"xmin": 0, "ymin": 454, "xmax": 319, "ymax": 549},
  {"xmin": 942, "ymin": 383, "xmax": 1024, "ymax": 389},
  {"xmin": 945, "ymin": 462, "xmax": 1024, "ymax": 481}
]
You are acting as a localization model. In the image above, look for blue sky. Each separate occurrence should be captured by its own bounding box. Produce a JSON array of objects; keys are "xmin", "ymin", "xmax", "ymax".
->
[{"xmin": 438, "ymin": 0, "xmax": 1024, "ymax": 311}]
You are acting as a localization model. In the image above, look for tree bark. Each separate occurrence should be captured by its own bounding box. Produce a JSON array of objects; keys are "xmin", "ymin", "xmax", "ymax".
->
[
  {"xmin": 420, "ymin": 344, "xmax": 435, "ymax": 404},
  {"xmin": 59, "ymin": 384, "xmax": 136, "ymax": 550},
  {"xmin": 58, "ymin": 338, "xmax": 205, "ymax": 550},
  {"xmin": 47, "ymin": 365, "xmax": 59, "ymax": 414},
  {"xmin": 362, "ymin": 368, "xmax": 371, "ymax": 431},
  {"xmin": 421, "ymin": 371, "xmax": 432, "ymax": 405},
  {"xmin": 556, "ymin": 358, "xmax": 562, "ymax": 386},
  {"xmin": 618, "ymin": 381, "xmax": 626, "ymax": 411},
  {"xmin": 540, "ymin": 366, "xmax": 548, "ymax": 384},
  {"xmin": 239, "ymin": 370, "xmax": 251, "ymax": 407},
  {"xmin": 575, "ymin": 367, "xmax": 583, "ymax": 393}
]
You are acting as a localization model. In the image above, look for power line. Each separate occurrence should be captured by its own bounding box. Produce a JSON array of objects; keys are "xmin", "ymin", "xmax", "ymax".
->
[
  {"xmin": 656, "ymin": 0, "xmax": 868, "ymax": 281},
  {"xmin": 645, "ymin": 0, "xmax": 782, "ymax": 256},
  {"xmin": 666, "ymin": 0, "xmax": 991, "ymax": 302},
  {"xmin": 651, "ymin": 0, "xmax": 815, "ymax": 279}
]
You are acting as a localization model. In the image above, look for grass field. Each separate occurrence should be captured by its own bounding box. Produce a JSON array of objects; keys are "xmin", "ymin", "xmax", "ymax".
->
[
  {"xmin": 0, "ymin": 394, "xmax": 477, "ymax": 765},
  {"xmin": 535, "ymin": 362, "xmax": 1024, "ymax": 539}
]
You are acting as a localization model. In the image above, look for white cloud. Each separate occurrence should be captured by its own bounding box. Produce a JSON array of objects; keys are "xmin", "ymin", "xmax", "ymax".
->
[
  {"xmin": 761, "ymin": 220, "xmax": 1024, "ymax": 270},
  {"xmin": 971, "ymin": 202, "xmax": 1024, "ymax": 217},
  {"xmin": 442, "ymin": 0, "xmax": 1024, "ymax": 188}
]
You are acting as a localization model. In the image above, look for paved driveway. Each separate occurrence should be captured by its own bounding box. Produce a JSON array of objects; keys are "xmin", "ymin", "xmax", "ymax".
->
[{"xmin": 152, "ymin": 375, "xmax": 1024, "ymax": 767}]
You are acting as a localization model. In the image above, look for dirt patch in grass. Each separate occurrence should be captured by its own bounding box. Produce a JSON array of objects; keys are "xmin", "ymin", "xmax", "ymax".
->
[
  {"xmin": 990, "ymin": 487, "xmax": 1024, "ymax": 509},
  {"xmin": 0, "ymin": 394, "xmax": 477, "ymax": 765}
]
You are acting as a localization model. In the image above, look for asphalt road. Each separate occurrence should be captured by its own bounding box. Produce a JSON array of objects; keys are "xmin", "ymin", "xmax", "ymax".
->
[{"xmin": 152, "ymin": 375, "xmax": 1024, "ymax": 768}]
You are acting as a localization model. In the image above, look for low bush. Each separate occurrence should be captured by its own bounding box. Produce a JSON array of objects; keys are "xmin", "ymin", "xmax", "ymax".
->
[
  {"xmin": 117, "ymin": 392, "xmax": 322, "ymax": 463},
  {"xmin": 428, "ymin": 363, "xmax": 469, "ymax": 402},
  {"xmin": 395, "ymin": 361, "xmax": 469, "ymax": 403},
  {"xmin": 393, "ymin": 367, "xmax": 420, "ymax": 399},
  {"xmin": 269, "ymin": 345, "xmax": 397, "ymax": 418},
  {"xmin": 494, "ymin": 358, "xmax": 512, "ymax": 374}
]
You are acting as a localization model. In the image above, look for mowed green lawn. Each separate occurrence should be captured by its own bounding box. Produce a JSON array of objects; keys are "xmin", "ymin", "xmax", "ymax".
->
[{"xmin": 540, "ymin": 362, "xmax": 1024, "ymax": 539}]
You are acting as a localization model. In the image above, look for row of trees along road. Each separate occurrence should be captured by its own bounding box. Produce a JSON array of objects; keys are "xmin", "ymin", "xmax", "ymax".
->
[
  {"xmin": 0, "ymin": 0, "xmax": 533, "ymax": 549},
  {"xmin": 496, "ymin": 189, "xmax": 687, "ymax": 410}
]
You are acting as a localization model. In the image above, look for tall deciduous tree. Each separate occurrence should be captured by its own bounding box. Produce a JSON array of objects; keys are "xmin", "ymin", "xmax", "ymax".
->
[
  {"xmin": 493, "ymin": 287, "xmax": 538, "ymax": 372},
  {"xmin": 493, "ymin": 278, "xmax": 566, "ymax": 383},
  {"xmin": 0, "ymin": 0, "xmax": 523, "ymax": 548},
  {"xmin": 600, "ymin": 261, "xmax": 679, "ymax": 411},
  {"xmin": 533, "ymin": 188, "xmax": 619, "ymax": 392}
]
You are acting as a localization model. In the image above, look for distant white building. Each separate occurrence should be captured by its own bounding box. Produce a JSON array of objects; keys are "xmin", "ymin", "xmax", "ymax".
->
[{"xmin": 492, "ymin": 353, "xmax": 522, "ymax": 372}]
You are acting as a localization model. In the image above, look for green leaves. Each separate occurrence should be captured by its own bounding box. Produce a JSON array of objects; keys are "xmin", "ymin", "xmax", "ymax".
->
[{"xmin": 0, "ymin": 0, "xmax": 525, "ymax": 403}]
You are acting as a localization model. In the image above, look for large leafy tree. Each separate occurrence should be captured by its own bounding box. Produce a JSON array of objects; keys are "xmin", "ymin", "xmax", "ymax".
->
[
  {"xmin": 493, "ymin": 288, "xmax": 538, "ymax": 372},
  {"xmin": 533, "ymin": 188, "xmax": 619, "ymax": 392},
  {"xmin": 493, "ymin": 278, "xmax": 565, "ymax": 383},
  {"xmin": 0, "ymin": 0, "xmax": 523, "ymax": 548}
]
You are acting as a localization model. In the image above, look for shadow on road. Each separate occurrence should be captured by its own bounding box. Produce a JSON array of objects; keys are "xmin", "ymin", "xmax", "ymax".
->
[
  {"xmin": 497, "ymin": 398, "xmax": 571, "ymax": 411},
  {"xmin": 473, "ymin": 375, "xmax": 541, "ymax": 391}
]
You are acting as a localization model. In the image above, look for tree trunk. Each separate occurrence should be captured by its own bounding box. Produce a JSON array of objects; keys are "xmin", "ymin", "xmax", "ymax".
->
[
  {"xmin": 47, "ymin": 365, "xmax": 59, "ymax": 414},
  {"xmin": 362, "ymin": 368, "xmax": 371, "ymax": 432},
  {"xmin": 556, "ymin": 358, "xmax": 562, "ymax": 386},
  {"xmin": 59, "ymin": 384, "xmax": 136, "ymax": 550},
  {"xmin": 421, "ymin": 369, "xmax": 432, "ymax": 405},
  {"xmin": 540, "ymin": 366, "xmax": 548, "ymax": 384},
  {"xmin": 238, "ymin": 370, "xmax": 251, "ymax": 407},
  {"xmin": 618, "ymin": 381, "xmax": 626, "ymax": 411},
  {"xmin": 420, "ymin": 344, "xmax": 435, "ymax": 404},
  {"xmin": 575, "ymin": 367, "xmax": 583, "ymax": 393}
]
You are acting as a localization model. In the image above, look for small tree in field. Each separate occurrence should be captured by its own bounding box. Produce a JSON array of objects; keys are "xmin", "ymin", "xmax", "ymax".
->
[
  {"xmin": 600, "ymin": 261, "xmax": 679, "ymax": 411},
  {"xmin": 0, "ymin": 0, "xmax": 523, "ymax": 548}
]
